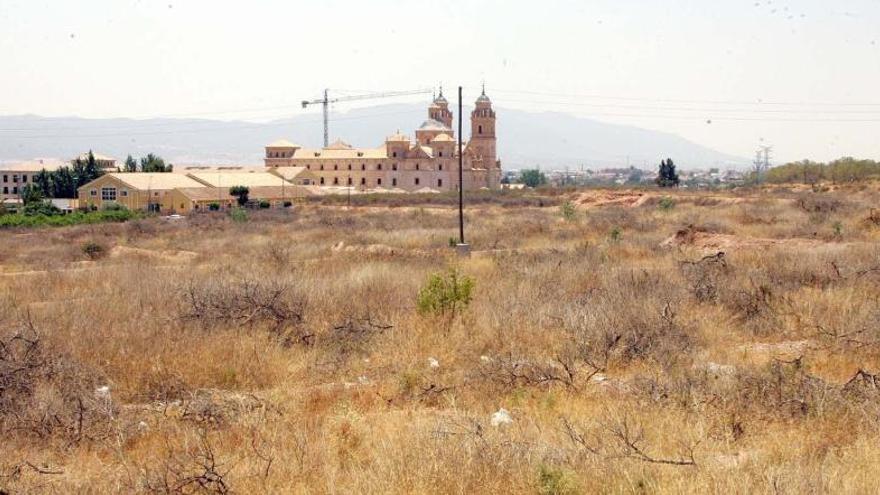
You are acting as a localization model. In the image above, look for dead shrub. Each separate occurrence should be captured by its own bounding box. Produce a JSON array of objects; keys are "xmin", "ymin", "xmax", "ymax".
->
[
  {"xmin": 0, "ymin": 320, "xmax": 112, "ymax": 444},
  {"xmin": 679, "ymin": 251, "xmax": 728, "ymax": 303},
  {"xmin": 137, "ymin": 431, "xmax": 231, "ymax": 494},
  {"xmin": 178, "ymin": 276, "xmax": 308, "ymax": 346}
]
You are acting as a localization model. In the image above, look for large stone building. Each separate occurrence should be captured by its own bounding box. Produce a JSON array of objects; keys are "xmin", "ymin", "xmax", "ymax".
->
[{"xmin": 264, "ymin": 88, "xmax": 502, "ymax": 191}]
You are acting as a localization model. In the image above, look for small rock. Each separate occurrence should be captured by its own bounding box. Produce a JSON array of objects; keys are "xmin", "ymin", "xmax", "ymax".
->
[
  {"xmin": 480, "ymin": 355, "xmax": 492, "ymax": 363},
  {"xmin": 490, "ymin": 408, "xmax": 513, "ymax": 427},
  {"xmin": 357, "ymin": 375, "xmax": 370, "ymax": 385},
  {"xmin": 428, "ymin": 357, "xmax": 440, "ymax": 369}
]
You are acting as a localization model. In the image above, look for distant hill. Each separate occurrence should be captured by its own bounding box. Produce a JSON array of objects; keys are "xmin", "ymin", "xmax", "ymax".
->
[{"xmin": 0, "ymin": 104, "xmax": 747, "ymax": 169}]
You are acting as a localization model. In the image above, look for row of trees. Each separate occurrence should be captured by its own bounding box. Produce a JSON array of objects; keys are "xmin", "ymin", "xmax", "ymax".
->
[
  {"xmin": 122, "ymin": 153, "xmax": 173, "ymax": 173},
  {"xmin": 516, "ymin": 158, "xmax": 680, "ymax": 188},
  {"xmin": 25, "ymin": 152, "xmax": 172, "ymax": 199},
  {"xmin": 762, "ymin": 157, "xmax": 880, "ymax": 185}
]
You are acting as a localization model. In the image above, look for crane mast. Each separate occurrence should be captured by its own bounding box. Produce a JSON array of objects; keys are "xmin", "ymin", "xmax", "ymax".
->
[{"xmin": 302, "ymin": 88, "xmax": 433, "ymax": 147}]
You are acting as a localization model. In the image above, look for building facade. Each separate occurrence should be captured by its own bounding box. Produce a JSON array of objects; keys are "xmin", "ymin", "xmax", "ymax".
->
[{"xmin": 264, "ymin": 89, "xmax": 502, "ymax": 191}]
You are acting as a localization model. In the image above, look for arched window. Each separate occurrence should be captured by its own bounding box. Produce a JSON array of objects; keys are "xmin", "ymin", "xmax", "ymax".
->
[
  {"xmin": 360, "ymin": 177, "xmax": 366, "ymax": 185},
  {"xmin": 377, "ymin": 178, "xmax": 382, "ymax": 185},
  {"xmin": 438, "ymin": 179, "xmax": 443, "ymax": 187},
  {"xmin": 306, "ymin": 165, "xmax": 310, "ymax": 170},
  {"xmin": 348, "ymin": 164, "xmax": 352, "ymax": 170},
  {"xmin": 392, "ymin": 178, "xmax": 397, "ymax": 186},
  {"xmin": 361, "ymin": 163, "xmax": 366, "ymax": 171},
  {"xmin": 439, "ymin": 151, "xmax": 443, "ymax": 157},
  {"xmin": 320, "ymin": 164, "xmax": 324, "ymax": 171},
  {"xmin": 478, "ymin": 125, "xmax": 483, "ymax": 134},
  {"xmin": 415, "ymin": 163, "xmax": 420, "ymax": 171},
  {"xmin": 334, "ymin": 164, "xmax": 338, "ymax": 170},
  {"xmin": 320, "ymin": 177, "xmax": 325, "ymax": 185},
  {"xmin": 333, "ymin": 177, "xmax": 339, "ymax": 185},
  {"xmin": 392, "ymin": 151, "xmax": 397, "ymax": 158},
  {"xmin": 347, "ymin": 177, "xmax": 352, "ymax": 185},
  {"xmin": 392, "ymin": 163, "xmax": 397, "ymax": 171},
  {"xmin": 414, "ymin": 178, "xmax": 420, "ymax": 186},
  {"xmin": 377, "ymin": 163, "xmax": 382, "ymax": 170},
  {"xmin": 439, "ymin": 164, "xmax": 443, "ymax": 171}
]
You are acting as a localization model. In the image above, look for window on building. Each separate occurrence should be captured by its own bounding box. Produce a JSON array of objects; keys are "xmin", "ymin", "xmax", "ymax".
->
[
  {"xmin": 361, "ymin": 163, "xmax": 366, "ymax": 171},
  {"xmin": 392, "ymin": 163, "xmax": 397, "ymax": 171},
  {"xmin": 121, "ymin": 190, "xmax": 128, "ymax": 197},
  {"xmin": 392, "ymin": 151, "xmax": 397, "ymax": 158},
  {"xmin": 347, "ymin": 177, "xmax": 352, "ymax": 185},
  {"xmin": 320, "ymin": 164, "xmax": 324, "ymax": 170},
  {"xmin": 479, "ymin": 125, "xmax": 483, "ymax": 134},
  {"xmin": 12, "ymin": 175, "xmax": 18, "ymax": 183},
  {"xmin": 439, "ymin": 164, "xmax": 443, "ymax": 171},
  {"xmin": 307, "ymin": 165, "xmax": 311, "ymax": 170},
  {"xmin": 414, "ymin": 178, "xmax": 420, "ymax": 186},
  {"xmin": 101, "ymin": 187, "xmax": 117, "ymax": 201},
  {"xmin": 377, "ymin": 178, "xmax": 382, "ymax": 186},
  {"xmin": 438, "ymin": 179, "xmax": 443, "ymax": 187},
  {"xmin": 334, "ymin": 164, "xmax": 338, "ymax": 170},
  {"xmin": 320, "ymin": 177, "xmax": 325, "ymax": 185},
  {"xmin": 2, "ymin": 187, "xmax": 7, "ymax": 194},
  {"xmin": 439, "ymin": 151, "xmax": 443, "ymax": 157},
  {"xmin": 333, "ymin": 177, "xmax": 339, "ymax": 185},
  {"xmin": 348, "ymin": 164, "xmax": 352, "ymax": 170},
  {"xmin": 90, "ymin": 189, "xmax": 97, "ymax": 196},
  {"xmin": 377, "ymin": 163, "xmax": 382, "ymax": 170},
  {"xmin": 392, "ymin": 178, "xmax": 397, "ymax": 186},
  {"xmin": 21, "ymin": 175, "xmax": 27, "ymax": 183},
  {"xmin": 360, "ymin": 177, "xmax": 366, "ymax": 185},
  {"xmin": 2, "ymin": 175, "xmax": 6, "ymax": 183},
  {"xmin": 415, "ymin": 163, "xmax": 420, "ymax": 170},
  {"xmin": 12, "ymin": 187, "xmax": 17, "ymax": 194}
]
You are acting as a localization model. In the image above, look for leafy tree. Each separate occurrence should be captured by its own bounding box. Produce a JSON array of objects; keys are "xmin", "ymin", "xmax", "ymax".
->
[
  {"xmin": 520, "ymin": 168, "xmax": 547, "ymax": 188},
  {"xmin": 33, "ymin": 169, "xmax": 53, "ymax": 197},
  {"xmin": 124, "ymin": 155, "xmax": 138, "ymax": 172},
  {"xmin": 19, "ymin": 184, "xmax": 44, "ymax": 205},
  {"xmin": 51, "ymin": 166, "xmax": 77, "ymax": 198},
  {"xmin": 656, "ymin": 158, "xmax": 680, "ymax": 187},
  {"xmin": 229, "ymin": 185, "xmax": 250, "ymax": 206},
  {"xmin": 139, "ymin": 153, "xmax": 172, "ymax": 172}
]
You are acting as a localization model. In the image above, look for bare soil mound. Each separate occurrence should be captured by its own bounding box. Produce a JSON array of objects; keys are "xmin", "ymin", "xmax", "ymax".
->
[
  {"xmin": 661, "ymin": 225, "xmax": 827, "ymax": 250},
  {"xmin": 110, "ymin": 245, "xmax": 198, "ymax": 263}
]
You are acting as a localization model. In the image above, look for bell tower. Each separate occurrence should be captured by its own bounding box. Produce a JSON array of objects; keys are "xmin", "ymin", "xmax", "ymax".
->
[
  {"xmin": 429, "ymin": 87, "xmax": 453, "ymax": 128},
  {"xmin": 469, "ymin": 85, "xmax": 496, "ymax": 166}
]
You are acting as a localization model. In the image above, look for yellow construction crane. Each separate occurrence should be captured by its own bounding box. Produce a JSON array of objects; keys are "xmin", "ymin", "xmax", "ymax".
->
[{"xmin": 302, "ymin": 88, "xmax": 433, "ymax": 147}]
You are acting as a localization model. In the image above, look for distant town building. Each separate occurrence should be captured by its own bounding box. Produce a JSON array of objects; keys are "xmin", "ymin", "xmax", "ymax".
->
[
  {"xmin": 264, "ymin": 88, "xmax": 502, "ymax": 191},
  {"xmin": 0, "ymin": 152, "xmax": 117, "ymax": 203}
]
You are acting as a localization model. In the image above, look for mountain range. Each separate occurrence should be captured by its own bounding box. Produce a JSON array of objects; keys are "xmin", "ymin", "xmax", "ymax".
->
[{"xmin": 0, "ymin": 104, "xmax": 748, "ymax": 169}]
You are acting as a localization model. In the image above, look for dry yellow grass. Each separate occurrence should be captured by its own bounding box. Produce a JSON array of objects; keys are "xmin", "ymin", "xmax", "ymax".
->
[{"xmin": 1, "ymin": 185, "xmax": 880, "ymax": 493}]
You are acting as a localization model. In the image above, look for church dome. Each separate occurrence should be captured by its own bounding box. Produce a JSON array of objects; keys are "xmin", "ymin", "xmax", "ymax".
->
[{"xmin": 419, "ymin": 119, "xmax": 451, "ymax": 131}]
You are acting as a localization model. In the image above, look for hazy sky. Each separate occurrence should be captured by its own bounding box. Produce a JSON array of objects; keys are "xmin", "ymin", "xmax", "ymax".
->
[{"xmin": 2, "ymin": 0, "xmax": 879, "ymax": 163}]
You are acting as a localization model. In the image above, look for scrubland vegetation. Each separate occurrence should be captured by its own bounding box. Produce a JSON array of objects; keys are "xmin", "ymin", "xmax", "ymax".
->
[{"xmin": 1, "ymin": 183, "xmax": 880, "ymax": 493}]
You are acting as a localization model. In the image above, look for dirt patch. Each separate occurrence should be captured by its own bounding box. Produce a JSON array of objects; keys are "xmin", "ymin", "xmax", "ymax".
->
[
  {"xmin": 574, "ymin": 190, "xmax": 751, "ymax": 210},
  {"xmin": 330, "ymin": 241, "xmax": 431, "ymax": 257},
  {"xmin": 110, "ymin": 245, "xmax": 198, "ymax": 263},
  {"xmin": 661, "ymin": 225, "xmax": 828, "ymax": 251}
]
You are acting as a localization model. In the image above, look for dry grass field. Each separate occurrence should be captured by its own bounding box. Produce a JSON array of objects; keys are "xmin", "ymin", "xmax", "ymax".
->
[{"xmin": 2, "ymin": 185, "xmax": 880, "ymax": 494}]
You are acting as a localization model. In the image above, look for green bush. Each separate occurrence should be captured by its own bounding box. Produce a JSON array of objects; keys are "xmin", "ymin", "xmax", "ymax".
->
[
  {"xmin": 259, "ymin": 200, "xmax": 271, "ymax": 209},
  {"xmin": 22, "ymin": 201, "xmax": 62, "ymax": 217},
  {"xmin": 417, "ymin": 269, "xmax": 475, "ymax": 317},
  {"xmin": 609, "ymin": 226, "xmax": 623, "ymax": 243},
  {"xmin": 208, "ymin": 202, "xmax": 220, "ymax": 211},
  {"xmin": 559, "ymin": 201, "xmax": 577, "ymax": 221},
  {"xmin": 230, "ymin": 208, "xmax": 248, "ymax": 223},
  {"xmin": 658, "ymin": 196, "xmax": 675, "ymax": 211},
  {"xmin": 0, "ymin": 209, "xmax": 138, "ymax": 229},
  {"xmin": 81, "ymin": 241, "xmax": 106, "ymax": 260},
  {"xmin": 283, "ymin": 201, "xmax": 293, "ymax": 208},
  {"xmin": 537, "ymin": 464, "xmax": 580, "ymax": 495},
  {"xmin": 101, "ymin": 202, "xmax": 127, "ymax": 212}
]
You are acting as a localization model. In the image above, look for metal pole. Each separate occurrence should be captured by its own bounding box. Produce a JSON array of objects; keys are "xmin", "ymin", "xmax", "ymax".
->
[{"xmin": 458, "ymin": 86, "xmax": 464, "ymax": 244}]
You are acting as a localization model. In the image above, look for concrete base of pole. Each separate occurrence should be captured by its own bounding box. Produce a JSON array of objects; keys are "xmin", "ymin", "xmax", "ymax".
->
[{"xmin": 455, "ymin": 243, "xmax": 471, "ymax": 257}]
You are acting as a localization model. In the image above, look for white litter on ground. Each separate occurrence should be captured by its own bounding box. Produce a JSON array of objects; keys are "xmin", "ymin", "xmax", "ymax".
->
[
  {"xmin": 428, "ymin": 357, "xmax": 440, "ymax": 369},
  {"xmin": 491, "ymin": 408, "xmax": 513, "ymax": 427},
  {"xmin": 480, "ymin": 355, "xmax": 492, "ymax": 363}
]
